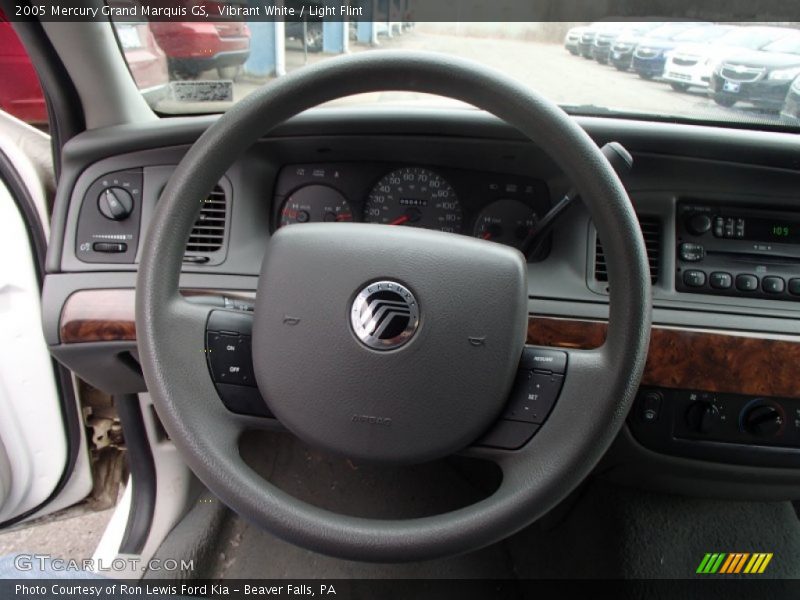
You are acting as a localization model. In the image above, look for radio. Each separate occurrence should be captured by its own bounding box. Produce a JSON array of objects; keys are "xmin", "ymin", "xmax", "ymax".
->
[{"xmin": 676, "ymin": 202, "xmax": 800, "ymax": 301}]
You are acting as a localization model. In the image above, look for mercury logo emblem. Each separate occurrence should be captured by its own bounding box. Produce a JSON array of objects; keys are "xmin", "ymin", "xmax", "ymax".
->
[{"xmin": 351, "ymin": 281, "xmax": 419, "ymax": 350}]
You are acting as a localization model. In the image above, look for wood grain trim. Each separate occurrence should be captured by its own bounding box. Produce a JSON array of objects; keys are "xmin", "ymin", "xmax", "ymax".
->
[
  {"xmin": 60, "ymin": 289, "xmax": 136, "ymax": 344},
  {"xmin": 59, "ymin": 289, "xmax": 255, "ymax": 344},
  {"xmin": 61, "ymin": 291, "xmax": 800, "ymax": 399},
  {"xmin": 528, "ymin": 316, "xmax": 800, "ymax": 399}
]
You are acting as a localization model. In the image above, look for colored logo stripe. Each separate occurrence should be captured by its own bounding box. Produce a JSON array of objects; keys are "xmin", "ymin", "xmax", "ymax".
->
[
  {"xmin": 744, "ymin": 553, "xmax": 773, "ymax": 574},
  {"xmin": 697, "ymin": 553, "xmax": 726, "ymax": 574},
  {"xmin": 697, "ymin": 553, "xmax": 773, "ymax": 574}
]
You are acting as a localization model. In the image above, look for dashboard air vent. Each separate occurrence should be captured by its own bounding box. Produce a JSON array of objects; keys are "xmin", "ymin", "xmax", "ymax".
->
[
  {"xmin": 595, "ymin": 215, "xmax": 661, "ymax": 284},
  {"xmin": 186, "ymin": 185, "xmax": 227, "ymax": 254}
]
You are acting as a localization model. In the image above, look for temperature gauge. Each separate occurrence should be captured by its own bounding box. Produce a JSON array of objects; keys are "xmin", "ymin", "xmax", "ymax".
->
[
  {"xmin": 473, "ymin": 199, "xmax": 536, "ymax": 249},
  {"xmin": 279, "ymin": 185, "xmax": 353, "ymax": 227}
]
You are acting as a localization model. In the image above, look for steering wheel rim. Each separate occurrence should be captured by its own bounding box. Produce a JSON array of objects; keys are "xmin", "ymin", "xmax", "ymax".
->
[{"xmin": 136, "ymin": 51, "xmax": 651, "ymax": 562}]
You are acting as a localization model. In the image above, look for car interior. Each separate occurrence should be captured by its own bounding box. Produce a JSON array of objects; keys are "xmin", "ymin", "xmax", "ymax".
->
[{"xmin": 2, "ymin": 3, "xmax": 800, "ymax": 590}]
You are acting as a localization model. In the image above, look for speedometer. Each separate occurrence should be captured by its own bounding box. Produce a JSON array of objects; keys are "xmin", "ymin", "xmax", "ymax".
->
[{"xmin": 364, "ymin": 167, "xmax": 462, "ymax": 233}]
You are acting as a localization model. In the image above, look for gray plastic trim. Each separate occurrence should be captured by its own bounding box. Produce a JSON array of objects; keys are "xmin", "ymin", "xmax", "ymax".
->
[{"xmin": 41, "ymin": 20, "xmax": 155, "ymax": 129}]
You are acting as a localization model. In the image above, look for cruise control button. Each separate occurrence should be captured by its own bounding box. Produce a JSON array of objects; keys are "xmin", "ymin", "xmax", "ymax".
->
[
  {"xmin": 762, "ymin": 276, "xmax": 785, "ymax": 294},
  {"xmin": 207, "ymin": 333, "xmax": 256, "ymax": 386},
  {"xmin": 503, "ymin": 371, "xmax": 563, "ymax": 424},
  {"xmin": 709, "ymin": 272, "xmax": 732, "ymax": 290},
  {"xmin": 518, "ymin": 347, "xmax": 567, "ymax": 374},
  {"xmin": 789, "ymin": 278, "xmax": 800, "ymax": 296},
  {"xmin": 735, "ymin": 274, "xmax": 758, "ymax": 292},
  {"xmin": 207, "ymin": 310, "xmax": 254, "ymax": 336},
  {"xmin": 683, "ymin": 270, "xmax": 706, "ymax": 288}
]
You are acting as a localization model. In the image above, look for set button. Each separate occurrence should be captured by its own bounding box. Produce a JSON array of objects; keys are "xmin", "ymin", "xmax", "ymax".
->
[{"xmin": 790, "ymin": 278, "xmax": 800, "ymax": 296}]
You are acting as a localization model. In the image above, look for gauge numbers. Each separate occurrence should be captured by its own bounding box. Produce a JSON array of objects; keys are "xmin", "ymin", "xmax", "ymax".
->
[{"xmin": 364, "ymin": 167, "xmax": 462, "ymax": 233}]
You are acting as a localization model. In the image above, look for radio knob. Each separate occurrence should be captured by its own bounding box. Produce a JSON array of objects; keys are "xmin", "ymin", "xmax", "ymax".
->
[
  {"xmin": 741, "ymin": 401, "xmax": 784, "ymax": 438},
  {"xmin": 686, "ymin": 213, "xmax": 712, "ymax": 236},
  {"xmin": 685, "ymin": 401, "xmax": 720, "ymax": 434}
]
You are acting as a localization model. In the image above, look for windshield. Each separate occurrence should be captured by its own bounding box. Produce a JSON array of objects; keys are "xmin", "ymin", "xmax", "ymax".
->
[
  {"xmin": 671, "ymin": 25, "xmax": 733, "ymax": 43},
  {"xmin": 714, "ymin": 27, "xmax": 793, "ymax": 50},
  {"xmin": 645, "ymin": 23, "xmax": 707, "ymax": 40},
  {"xmin": 114, "ymin": 20, "xmax": 800, "ymax": 129}
]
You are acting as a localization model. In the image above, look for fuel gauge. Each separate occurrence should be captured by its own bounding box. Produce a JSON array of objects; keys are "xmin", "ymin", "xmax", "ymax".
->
[
  {"xmin": 279, "ymin": 185, "xmax": 353, "ymax": 227},
  {"xmin": 473, "ymin": 199, "xmax": 537, "ymax": 249}
]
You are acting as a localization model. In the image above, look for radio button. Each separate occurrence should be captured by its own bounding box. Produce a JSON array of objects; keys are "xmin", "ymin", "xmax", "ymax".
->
[
  {"xmin": 789, "ymin": 278, "xmax": 800, "ymax": 296},
  {"xmin": 709, "ymin": 272, "xmax": 732, "ymax": 290},
  {"xmin": 683, "ymin": 270, "xmax": 706, "ymax": 288},
  {"xmin": 762, "ymin": 276, "xmax": 785, "ymax": 294},
  {"xmin": 679, "ymin": 243, "xmax": 704, "ymax": 262},
  {"xmin": 735, "ymin": 218, "xmax": 746, "ymax": 239},
  {"xmin": 735, "ymin": 274, "xmax": 759, "ymax": 292},
  {"xmin": 713, "ymin": 217, "xmax": 724, "ymax": 238},
  {"xmin": 724, "ymin": 217, "xmax": 735, "ymax": 238}
]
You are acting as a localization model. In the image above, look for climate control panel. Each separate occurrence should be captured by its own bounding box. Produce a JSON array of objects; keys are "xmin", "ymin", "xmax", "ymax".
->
[{"xmin": 630, "ymin": 387, "xmax": 800, "ymax": 467}]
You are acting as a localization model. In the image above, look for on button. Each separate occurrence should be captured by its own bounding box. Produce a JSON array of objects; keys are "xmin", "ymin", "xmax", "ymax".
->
[{"xmin": 207, "ymin": 333, "xmax": 256, "ymax": 386}]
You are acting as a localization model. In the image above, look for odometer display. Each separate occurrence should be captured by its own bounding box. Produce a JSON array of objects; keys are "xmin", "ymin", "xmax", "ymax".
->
[{"xmin": 364, "ymin": 167, "xmax": 462, "ymax": 233}]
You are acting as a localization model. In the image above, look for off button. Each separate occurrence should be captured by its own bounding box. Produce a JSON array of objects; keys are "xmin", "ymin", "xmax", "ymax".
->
[{"xmin": 206, "ymin": 333, "xmax": 255, "ymax": 386}]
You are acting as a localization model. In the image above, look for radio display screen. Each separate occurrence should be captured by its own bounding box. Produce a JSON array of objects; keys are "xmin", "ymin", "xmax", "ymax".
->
[{"xmin": 747, "ymin": 217, "xmax": 800, "ymax": 243}]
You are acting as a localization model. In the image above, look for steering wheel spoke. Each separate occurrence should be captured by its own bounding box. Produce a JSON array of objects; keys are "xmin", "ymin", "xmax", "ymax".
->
[
  {"xmin": 472, "ymin": 345, "xmax": 607, "ymax": 457},
  {"xmin": 157, "ymin": 298, "xmax": 250, "ymax": 440}
]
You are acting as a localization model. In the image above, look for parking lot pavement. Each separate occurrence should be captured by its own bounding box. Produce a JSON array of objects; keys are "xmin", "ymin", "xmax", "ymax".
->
[
  {"xmin": 164, "ymin": 30, "xmax": 785, "ymax": 127},
  {"xmin": 0, "ymin": 505, "xmax": 114, "ymax": 563}
]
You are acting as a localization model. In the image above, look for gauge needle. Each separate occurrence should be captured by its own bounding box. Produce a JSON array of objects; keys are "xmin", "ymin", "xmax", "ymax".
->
[
  {"xmin": 481, "ymin": 232, "xmax": 492, "ymax": 240},
  {"xmin": 336, "ymin": 213, "xmax": 352, "ymax": 221},
  {"xmin": 389, "ymin": 215, "xmax": 410, "ymax": 226}
]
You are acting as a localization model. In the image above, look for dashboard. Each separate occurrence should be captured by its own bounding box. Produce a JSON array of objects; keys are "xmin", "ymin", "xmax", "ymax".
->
[
  {"xmin": 41, "ymin": 108, "xmax": 800, "ymax": 500},
  {"xmin": 271, "ymin": 162, "xmax": 550, "ymax": 252}
]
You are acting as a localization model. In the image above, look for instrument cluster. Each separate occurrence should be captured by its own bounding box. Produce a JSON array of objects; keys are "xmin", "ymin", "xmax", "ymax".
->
[{"xmin": 272, "ymin": 163, "xmax": 552, "ymax": 252}]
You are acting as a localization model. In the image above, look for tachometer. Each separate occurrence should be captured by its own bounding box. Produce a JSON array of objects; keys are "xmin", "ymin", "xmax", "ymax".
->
[
  {"xmin": 364, "ymin": 167, "xmax": 462, "ymax": 233},
  {"xmin": 473, "ymin": 199, "xmax": 537, "ymax": 249},
  {"xmin": 279, "ymin": 185, "xmax": 353, "ymax": 227}
]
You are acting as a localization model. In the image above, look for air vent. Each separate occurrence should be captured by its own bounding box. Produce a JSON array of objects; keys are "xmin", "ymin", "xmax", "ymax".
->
[
  {"xmin": 186, "ymin": 185, "xmax": 227, "ymax": 254},
  {"xmin": 595, "ymin": 215, "xmax": 661, "ymax": 284}
]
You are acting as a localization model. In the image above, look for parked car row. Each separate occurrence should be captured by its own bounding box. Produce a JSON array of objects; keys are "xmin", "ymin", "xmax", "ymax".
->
[{"xmin": 565, "ymin": 22, "xmax": 800, "ymax": 121}]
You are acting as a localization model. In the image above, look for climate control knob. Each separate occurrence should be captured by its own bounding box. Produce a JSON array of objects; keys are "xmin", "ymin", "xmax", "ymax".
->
[
  {"xmin": 685, "ymin": 401, "xmax": 720, "ymax": 434},
  {"xmin": 741, "ymin": 401, "xmax": 785, "ymax": 438}
]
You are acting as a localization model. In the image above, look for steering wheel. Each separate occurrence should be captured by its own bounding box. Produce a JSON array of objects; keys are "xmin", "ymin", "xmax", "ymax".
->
[{"xmin": 136, "ymin": 51, "xmax": 651, "ymax": 562}]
